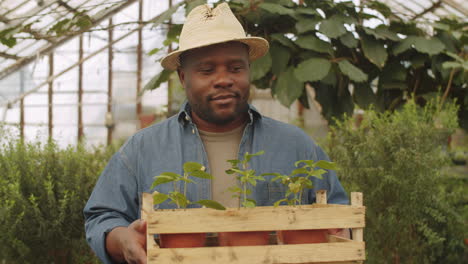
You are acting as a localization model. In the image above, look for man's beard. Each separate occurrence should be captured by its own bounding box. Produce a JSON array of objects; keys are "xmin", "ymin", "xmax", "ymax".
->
[{"xmin": 189, "ymin": 93, "xmax": 249, "ymax": 125}]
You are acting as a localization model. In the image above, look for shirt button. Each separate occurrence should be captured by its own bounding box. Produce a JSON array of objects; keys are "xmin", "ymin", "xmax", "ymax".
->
[
  {"xmin": 192, "ymin": 128, "xmax": 195, "ymax": 134},
  {"xmin": 185, "ymin": 115, "xmax": 190, "ymax": 121}
]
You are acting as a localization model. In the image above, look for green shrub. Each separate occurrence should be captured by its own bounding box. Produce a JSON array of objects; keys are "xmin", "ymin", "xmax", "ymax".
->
[
  {"xmin": 0, "ymin": 128, "xmax": 119, "ymax": 264},
  {"xmin": 327, "ymin": 100, "xmax": 467, "ymax": 263}
]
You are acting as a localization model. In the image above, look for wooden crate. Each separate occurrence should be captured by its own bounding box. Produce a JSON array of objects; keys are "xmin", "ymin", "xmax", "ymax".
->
[{"xmin": 141, "ymin": 190, "xmax": 365, "ymax": 264}]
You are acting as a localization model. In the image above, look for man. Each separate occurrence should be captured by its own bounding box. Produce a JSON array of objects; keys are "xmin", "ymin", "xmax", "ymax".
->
[{"xmin": 84, "ymin": 3, "xmax": 348, "ymax": 264}]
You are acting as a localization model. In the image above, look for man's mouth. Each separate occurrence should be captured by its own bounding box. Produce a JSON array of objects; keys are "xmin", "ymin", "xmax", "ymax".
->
[{"xmin": 210, "ymin": 93, "xmax": 238, "ymax": 102}]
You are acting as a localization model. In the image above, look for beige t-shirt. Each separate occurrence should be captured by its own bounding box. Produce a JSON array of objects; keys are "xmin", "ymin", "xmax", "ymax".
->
[{"xmin": 199, "ymin": 125, "xmax": 245, "ymax": 208}]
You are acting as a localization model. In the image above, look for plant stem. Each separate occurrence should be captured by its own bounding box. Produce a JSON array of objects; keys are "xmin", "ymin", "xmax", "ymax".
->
[
  {"xmin": 243, "ymin": 182, "xmax": 247, "ymax": 205},
  {"xmin": 440, "ymin": 68, "xmax": 456, "ymax": 108},
  {"xmin": 183, "ymin": 173, "xmax": 187, "ymax": 197}
]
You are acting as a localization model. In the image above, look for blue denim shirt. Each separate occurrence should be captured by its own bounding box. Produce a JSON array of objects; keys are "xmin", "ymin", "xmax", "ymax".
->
[{"xmin": 84, "ymin": 103, "xmax": 348, "ymax": 263}]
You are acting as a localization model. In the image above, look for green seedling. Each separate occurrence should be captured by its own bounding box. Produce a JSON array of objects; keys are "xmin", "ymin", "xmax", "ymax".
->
[
  {"xmin": 151, "ymin": 161, "xmax": 225, "ymax": 210},
  {"xmin": 268, "ymin": 160, "xmax": 337, "ymax": 206},
  {"xmin": 226, "ymin": 150, "xmax": 265, "ymax": 208}
]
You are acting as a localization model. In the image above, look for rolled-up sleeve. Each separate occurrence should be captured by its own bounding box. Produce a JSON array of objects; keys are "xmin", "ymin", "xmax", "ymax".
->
[{"xmin": 84, "ymin": 150, "xmax": 139, "ymax": 263}]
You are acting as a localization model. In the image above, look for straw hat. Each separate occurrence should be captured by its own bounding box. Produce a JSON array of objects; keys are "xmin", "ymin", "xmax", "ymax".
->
[{"xmin": 160, "ymin": 3, "xmax": 269, "ymax": 70}]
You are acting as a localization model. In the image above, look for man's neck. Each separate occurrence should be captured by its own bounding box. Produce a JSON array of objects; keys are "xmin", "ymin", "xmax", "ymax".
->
[{"xmin": 191, "ymin": 112, "xmax": 249, "ymax": 132}]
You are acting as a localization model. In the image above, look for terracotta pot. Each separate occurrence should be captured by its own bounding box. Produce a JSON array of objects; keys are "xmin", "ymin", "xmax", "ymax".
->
[
  {"xmin": 160, "ymin": 233, "xmax": 206, "ymax": 248},
  {"xmin": 277, "ymin": 229, "xmax": 328, "ymax": 244},
  {"xmin": 218, "ymin": 231, "xmax": 270, "ymax": 246}
]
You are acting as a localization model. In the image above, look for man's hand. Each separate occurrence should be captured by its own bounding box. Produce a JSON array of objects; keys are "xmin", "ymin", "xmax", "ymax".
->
[{"xmin": 106, "ymin": 219, "xmax": 147, "ymax": 264}]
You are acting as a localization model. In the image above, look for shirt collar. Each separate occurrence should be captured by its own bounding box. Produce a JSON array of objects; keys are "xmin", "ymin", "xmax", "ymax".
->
[{"xmin": 177, "ymin": 101, "xmax": 262, "ymax": 125}]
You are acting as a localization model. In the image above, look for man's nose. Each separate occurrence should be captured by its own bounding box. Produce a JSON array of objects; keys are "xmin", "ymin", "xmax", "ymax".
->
[{"xmin": 213, "ymin": 69, "xmax": 233, "ymax": 89}]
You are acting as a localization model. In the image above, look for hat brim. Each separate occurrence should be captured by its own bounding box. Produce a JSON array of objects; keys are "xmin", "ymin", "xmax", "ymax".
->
[{"xmin": 160, "ymin": 37, "xmax": 269, "ymax": 71}]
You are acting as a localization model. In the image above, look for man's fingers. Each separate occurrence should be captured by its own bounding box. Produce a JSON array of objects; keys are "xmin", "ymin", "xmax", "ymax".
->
[
  {"xmin": 125, "ymin": 243, "xmax": 147, "ymax": 264},
  {"xmin": 130, "ymin": 219, "xmax": 147, "ymax": 233}
]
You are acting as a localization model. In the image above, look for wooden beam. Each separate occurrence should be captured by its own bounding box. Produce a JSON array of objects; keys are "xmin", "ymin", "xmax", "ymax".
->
[
  {"xmin": 0, "ymin": 51, "xmax": 20, "ymax": 60},
  {"xmin": 147, "ymin": 206, "xmax": 365, "ymax": 234},
  {"xmin": 351, "ymin": 192, "xmax": 364, "ymax": 242},
  {"xmin": 413, "ymin": 0, "xmax": 442, "ymax": 19},
  {"xmin": 148, "ymin": 242, "xmax": 366, "ymax": 264}
]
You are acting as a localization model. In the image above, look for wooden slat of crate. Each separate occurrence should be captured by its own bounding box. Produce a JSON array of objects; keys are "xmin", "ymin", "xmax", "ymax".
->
[
  {"xmin": 147, "ymin": 206, "xmax": 365, "ymax": 234},
  {"xmin": 147, "ymin": 242, "xmax": 365, "ymax": 264}
]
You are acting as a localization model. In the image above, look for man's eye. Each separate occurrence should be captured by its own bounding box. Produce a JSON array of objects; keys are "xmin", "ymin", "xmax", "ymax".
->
[
  {"xmin": 199, "ymin": 68, "xmax": 213, "ymax": 73},
  {"xmin": 231, "ymin": 66, "xmax": 243, "ymax": 72}
]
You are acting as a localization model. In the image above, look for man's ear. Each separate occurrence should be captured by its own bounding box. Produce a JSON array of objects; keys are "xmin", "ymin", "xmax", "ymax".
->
[{"xmin": 177, "ymin": 68, "xmax": 185, "ymax": 87}]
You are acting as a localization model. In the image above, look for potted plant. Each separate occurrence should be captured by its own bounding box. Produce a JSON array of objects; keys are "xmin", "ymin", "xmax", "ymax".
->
[
  {"xmin": 151, "ymin": 161, "xmax": 225, "ymax": 248},
  {"xmin": 268, "ymin": 159, "xmax": 338, "ymax": 244},
  {"xmin": 218, "ymin": 150, "xmax": 271, "ymax": 246}
]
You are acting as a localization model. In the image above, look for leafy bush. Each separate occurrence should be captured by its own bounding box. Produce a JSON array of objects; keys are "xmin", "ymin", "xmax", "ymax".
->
[
  {"xmin": 327, "ymin": 100, "xmax": 467, "ymax": 263},
  {"xmin": 0, "ymin": 128, "xmax": 118, "ymax": 264}
]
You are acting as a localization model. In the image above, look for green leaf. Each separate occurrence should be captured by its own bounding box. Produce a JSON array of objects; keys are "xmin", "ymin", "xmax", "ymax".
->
[
  {"xmin": 296, "ymin": 7, "xmax": 320, "ymax": 16},
  {"xmin": 148, "ymin": 47, "xmax": 163, "ymax": 56},
  {"xmin": 294, "ymin": 58, "xmax": 331, "ymax": 82},
  {"xmin": 295, "ymin": 160, "xmax": 314, "ymax": 167},
  {"xmin": 412, "ymin": 37, "xmax": 445, "ymax": 55},
  {"xmin": 245, "ymin": 150, "xmax": 265, "ymax": 159},
  {"xmin": 259, "ymin": 3, "xmax": 294, "ymax": 15},
  {"xmin": 271, "ymin": 33, "xmax": 296, "ymax": 49},
  {"xmin": 442, "ymin": 61, "xmax": 463, "ymax": 70},
  {"xmin": 295, "ymin": 35, "xmax": 333, "ymax": 55},
  {"xmin": 314, "ymin": 160, "xmax": 337, "ymax": 170},
  {"xmin": 394, "ymin": 36, "xmax": 445, "ymax": 56},
  {"xmin": 190, "ymin": 170, "xmax": 212, "ymax": 179},
  {"xmin": 354, "ymin": 83, "xmax": 377, "ymax": 109},
  {"xmin": 296, "ymin": 18, "xmax": 319, "ymax": 34},
  {"xmin": 273, "ymin": 67, "xmax": 304, "ymax": 107},
  {"xmin": 227, "ymin": 186, "xmax": 242, "ymax": 193},
  {"xmin": 153, "ymin": 2, "xmax": 183, "ymax": 26},
  {"xmin": 251, "ymin": 51, "xmax": 272, "ymax": 81},
  {"xmin": 153, "ymin": 192, "xmax": 169, "ymax": 204},
  {"xmin": 319, "ymin": 15, "xmax": 347, "ymax": 39},
  {"xmin": 243, "ymin": 199, "xmax": 257, "ymax": 208},
  {"xmin": 364, "ymin": 26, "xmax": 400, "ymax": 41},
  {"xmin": 164, "ymin": 24, "xmax": 183, "ymax": 46},
  {"xmin": 339, "ymin": 32, "xmax": 358, "ymax": 48},
  {"xmin": 274, "ymin": 198, "xmax": 288, "ymax": 207},
  {"xmin": 195, "ymin": 200, "xmax": 226, "ymax": 210},
  {"xmin": 291, "ymin": 168, "xmax": 309, "ymax": 175},
  {"xmin": 338, "ymin": 60, "xmax": 368, "ymax": 82},
  {"xmin": 393, "ymin": 37, "xmax": 414, "ymax": 55},
  {"xmin": 151, "ymin": 174, "xmax": 177, "ymax": 188},
  {"xmin": 170, "ymin": 191, "xmax": 188, "ymax": 208},
  {"xmin": 361, "ymin": 35, "xmax": 388, "ymax": 68},
  {"xmin": 185, "ymin": 0, "xmax": 206, "ymax": 15},
  {"xmin": 143, "ymin": 69, "xmax": 173, "ymax": 91},
  {"xmin": 183, "ymin": 162, "xmax": 203, "ymax": 173},
  {"xmin": 270, "ymin": 44, "xmax": 291, "ymax": 75}
]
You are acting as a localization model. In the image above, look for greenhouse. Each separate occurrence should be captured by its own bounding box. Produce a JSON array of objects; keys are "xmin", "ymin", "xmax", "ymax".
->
[{"xmin": 0, "ymin": 0, "xmax": 466, "ymax": 263}]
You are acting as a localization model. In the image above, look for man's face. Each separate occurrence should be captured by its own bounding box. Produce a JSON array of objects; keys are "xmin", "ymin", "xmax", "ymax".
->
[{"xmin": 178, "ymin": 42, "xmax": 250, "ymax": 130}]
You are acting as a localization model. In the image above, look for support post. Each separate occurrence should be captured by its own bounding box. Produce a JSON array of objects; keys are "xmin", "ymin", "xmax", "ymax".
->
[
  {"xmin": 19, "ymin": 70, "xmax": 25, "ymax": 139},
  {"xmin": 107, "ymin": 19, "xmax": 114, "ymax": 146},
  {"xmin": 136, "ymin": 0, "xmax": 143, "ymax": 118},
  {"xmin": 78, "ymin": 35, "xmax": 84, "ymax": 141},
  {"xmin": 48, "ymin": 53, "xmax": 54, "ymax": 139},
  {"xmin": 167, "ymin": 0, "xmax": 173, "ymax": 116}
]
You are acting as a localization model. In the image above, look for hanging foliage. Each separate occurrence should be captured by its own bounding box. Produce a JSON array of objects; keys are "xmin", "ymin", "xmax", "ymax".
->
[{"xmin": 146, "ymin": 0, "xmax": 467, "ymax": 129}]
